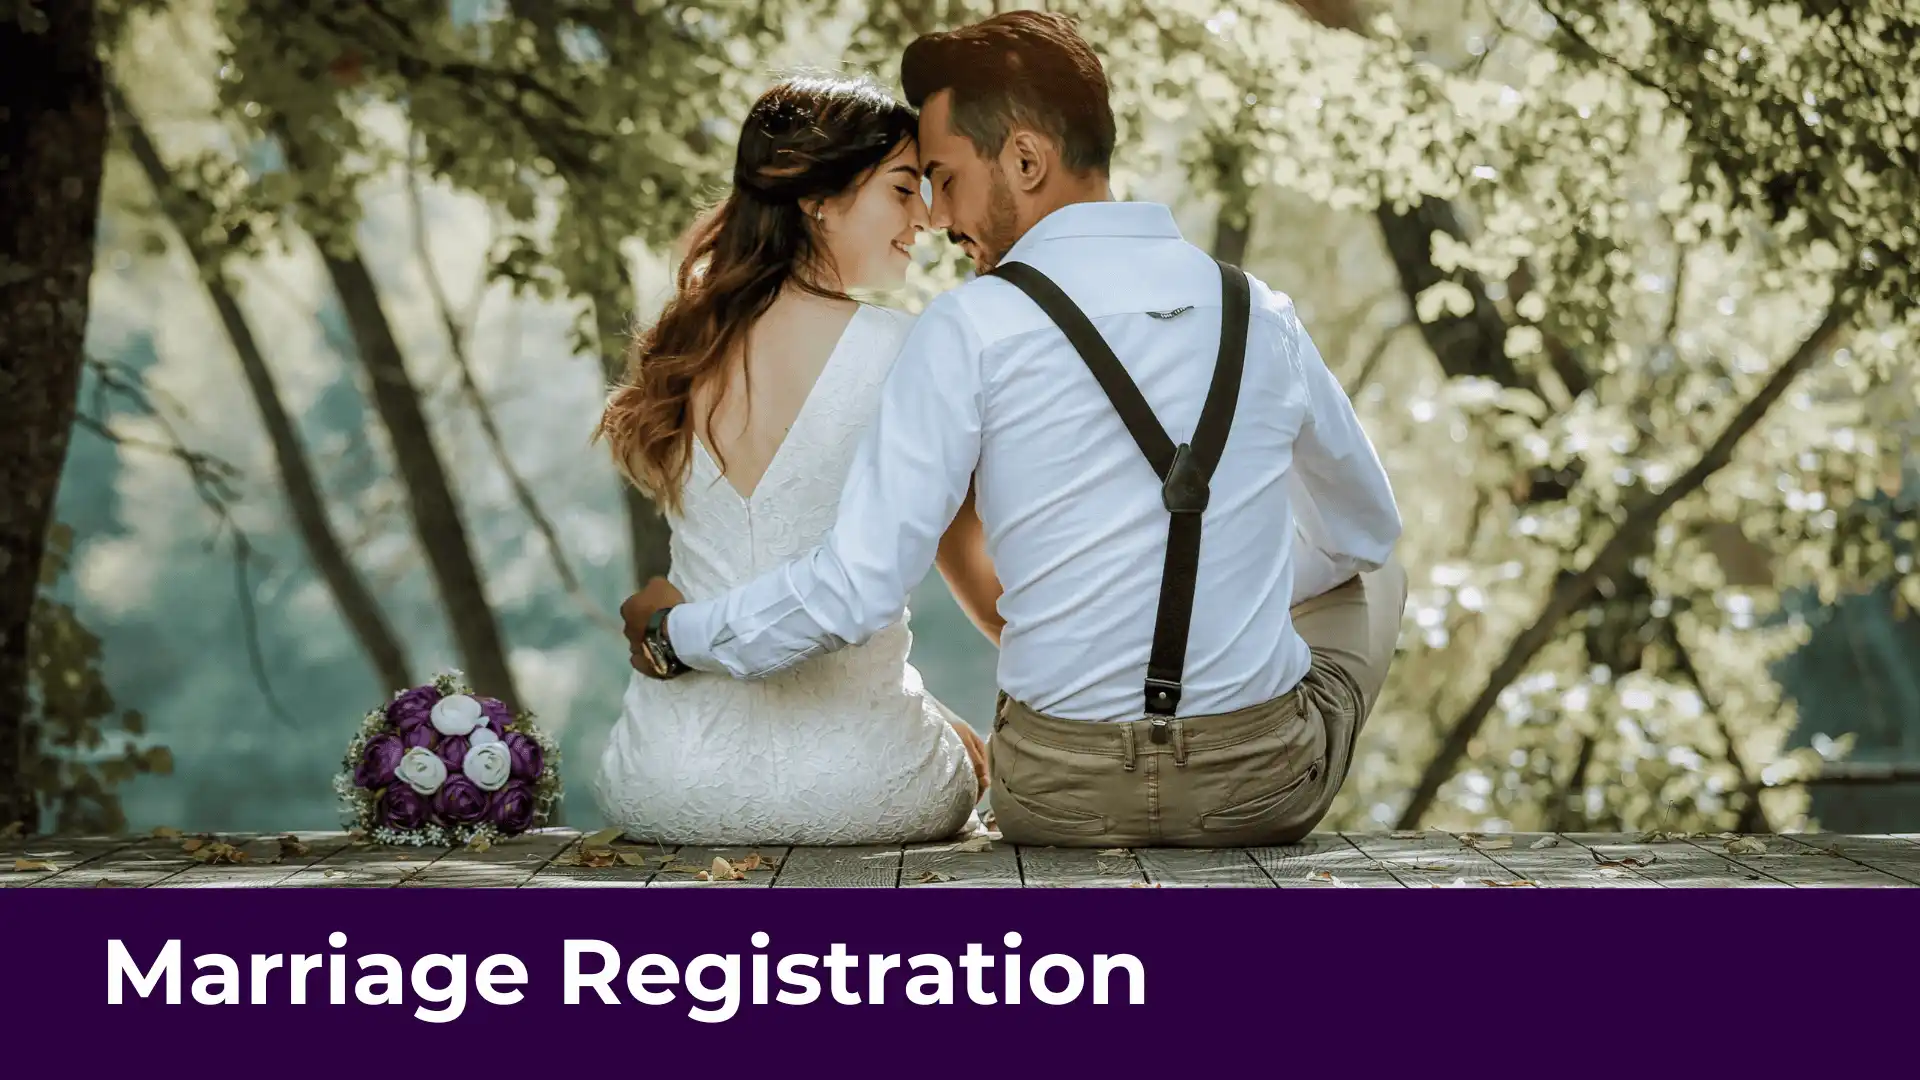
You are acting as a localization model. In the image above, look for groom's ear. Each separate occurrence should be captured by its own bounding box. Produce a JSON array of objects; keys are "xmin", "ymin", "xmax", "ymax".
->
[{"xmin": 1004, "ymin": 129, "xmax": 1052, "ymax": 193}]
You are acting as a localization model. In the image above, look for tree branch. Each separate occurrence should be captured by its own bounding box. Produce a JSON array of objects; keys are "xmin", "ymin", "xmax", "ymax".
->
[
  {"xmin": 1396, "ymin": 299, "xmax": 1852, "ymax": 827},
  {"xmin": 402, "ymin": 148, "xmax": 621, "ymax": 636}
]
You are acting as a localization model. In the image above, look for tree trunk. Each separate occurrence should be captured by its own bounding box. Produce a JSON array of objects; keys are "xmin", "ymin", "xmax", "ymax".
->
[
  {"xmin": 0, "ymin": 0, "xmax": 107, "ymax": 834},
  {"xmin": 110, "ymin": 88, "xmax": 415, "ymax": 694},
  {"xmin": 323, "ymin": 252, "xmax": 522, "ymax": 705}
]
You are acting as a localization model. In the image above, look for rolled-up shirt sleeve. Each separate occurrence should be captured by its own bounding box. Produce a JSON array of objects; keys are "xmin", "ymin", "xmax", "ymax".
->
[
  {"xmin": 666, "ymin": 296, "xmax": 986, "ymax": 678},
  {"xmin": 1284, "ymin": 304, "xmax": 1402, "ymax": 581}
]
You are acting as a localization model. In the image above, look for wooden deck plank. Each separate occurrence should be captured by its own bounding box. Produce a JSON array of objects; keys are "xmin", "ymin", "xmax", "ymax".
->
[
  {"xmin": 401, "ymin": 829, "xmax": 579, "ymax": 888},
  {"xmin": 13, "ymin": 831, "xmax": 1920, "ymax": 886},
  {"xmin": 1250, "ymin": 835, "xmax": 1407, "ymax": 888},
  {"xmin": 525, "ymin": 836, "xmax": 675, "ymax": 888},
  {"xmin": 160, "ymin": 832, "xmax": 356, "ymax": 888},
  {"xmin": 1341, "ymin": 832, "xmax": 1521, "ymax": 887},
  {"xmin": 27, "ymin": 835, "xmax": 217, "ymax": 889},
  {"xmin": 901, "ymin": 836, "xmax": 1021, "ymax": 887},
  {"xmin": 1558, "ymin": 833, "xmax": 1784, "ymax": 888},
  {"xmin": 1136, "ymin": 848, "xmax": 1274, "ymax": 888},
  {"xmin": 772, "ymin": 845, "xmax": 902, "ymax": 888},
  {"xmin": 280, "ymin": 838, "xmax": 457, "ymax": 887},
  {"xmin": 1774, "ymin": 834, "xmax": 1920, "ymax": 886},
  {"xmin": 1467, "ymin": 833, "xmax": 1661, "ymax": 888},
  {"xmin": 1684, "ymin": 834, "xmax": 1911, "ymax": 888},
  {"xmin": 1016, "ymin": 846, "xmax": 1145, "ymax": 888},
  {"xmin": 4, "ymin": 835, "xmax": 142, "ymax": 887},
  {"xmin": 651, "ymin": 846, "xmax": 790, "ymax": 888}
]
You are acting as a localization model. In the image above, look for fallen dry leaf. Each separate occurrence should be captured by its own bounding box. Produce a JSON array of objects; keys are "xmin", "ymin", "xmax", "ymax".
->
[
  {"xmin": 918, "ymin": 870, "xmax": 955, "ymax": 884},
  {"xmin": 578, "ymin": 848, "xmax": 618, "ymax": 869},
  {"xmin": 1636, "ymin": 829, "xmax": 1692, "ymax": 843},
  {"xmin": 1591, "ymin": 852, "xmax": 1658, "ymax": 869},
  {"xmin": 734, "ymin": 853, "xmax": 764, "ymax": 872},
  {"xmin": 1400, "ymin": 863, "xmax": 1452, "ymax": 872},
  {"xmin": 1724, "ymin": 837, "xmax": 1768, "ymax": 855},
  {"xmin": 12, "ymin": 859, "xmax": 55, "ymax": 872},
  {"xmin": 1530, "ymin": 836, "xmax": 1561, "ymax": 850},
  {"xmin": 347, "ymin": 828, "xmax": 371, "ymax": 846},
  {"xmin": 582, "ymin": 827, "xmax": 624, "ymax": 850},
  {"xmin": 710, "ymin": 857, "xmax": 744, "ymax": 881},
  {"xmin": 694, "ymin": 870, "xmax": 710, "ymax": 881},
  {"xmin": 1465, "ymin": 836, "xmax": 1513, "ymax": 851},
  {"xmin": 190, "ymin": 842, "xmax": 247, "ymax": 865},
  {"xmin": 466, "ymin": 835, "xmax": 492, "ymax": 854},
  {"xmin": 180, "ymin": 837, "xmax": 206, "ymax": 853},
  {"xmin": 322, "ymin": 869, "xmax": 340, "ymax": 878},
  {"xmin": 1389, "ymin": 830, "xmax": 1426, "ymax": 840},
  {"xmin": 1480, "ymin": 879, "xmax": 1538, "ymax": 887},
  {"xmin": 150, "ymin": 825, "xmax": 182, "ymax": 839},
  {"xmin": 616, "ymin": 852, "xmax": 648, "ymax": 868},
  {"xmin": 955, "ymin": 836, "xmax": 993, "ymax": 853},
  {"xmin": 278, "ymin": 834, "xmax": 311, "ymax": 857},
  {"xmin": 1097, "ymin": 848, "xmax": 1131, "ymax": 857},
  {"xmin": 1305, "ymin": 870, "xmax": 1342, "ymax": 885}
]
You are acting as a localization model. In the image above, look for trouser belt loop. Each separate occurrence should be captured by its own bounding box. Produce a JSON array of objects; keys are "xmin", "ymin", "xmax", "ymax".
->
[
  {"xmin": 1121, "ymin": 723, "xmax": 1137, "ymax": 772},
  {"xmin": 1172, "ymin": 719, "xmax": 1190, "ymax": 766}
]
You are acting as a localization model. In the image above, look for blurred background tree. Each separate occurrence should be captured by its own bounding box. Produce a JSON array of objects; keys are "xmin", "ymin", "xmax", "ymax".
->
[{"xmin": 6, "ymin": 0, "xmax": 1914, "ymax": 835}]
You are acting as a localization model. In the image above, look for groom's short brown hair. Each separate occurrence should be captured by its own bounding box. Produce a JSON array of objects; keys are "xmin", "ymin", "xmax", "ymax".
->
[{"xmin": 900, "ymin": 11, "xmax": 1115, "ymax": 175}]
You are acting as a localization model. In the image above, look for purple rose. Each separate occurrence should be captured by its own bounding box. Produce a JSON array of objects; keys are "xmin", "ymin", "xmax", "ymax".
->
[
  {"xmin": 433, "ymin": 776, "xmax": 488, "ymax": 824},
  {"xmin": 355, "ymin": 734, "xmax": 404, "ymax": 789},
  {"xmin": 386, "ymin": 685, "xmax": 441, "ymax": 731},
  {"xmin": 436, "ymin": 734, "xmax": 469, "ymax": 773},
  {"xmin": 379, "ymin": 785, "xmax": 429, "ymax": 830},
  {"xmin": 478, "ymin": 697, "xmax": 513, "ymax": 737},
  {"xmin": 488, "ymin": 781, "xmax": 536, "ymax": 834},
  {"xmin": 402, "ymin": 725, "xmax": 435, "ymax": 750},
  {"xmin": 503, "ymin": 732, "xmax": 543, "ymax": 781}
]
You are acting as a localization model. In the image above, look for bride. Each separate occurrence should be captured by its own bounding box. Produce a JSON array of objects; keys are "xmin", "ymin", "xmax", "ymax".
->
[{"xmin": 589, "ymin": 75, "xmax": 997, "ymax": 846}]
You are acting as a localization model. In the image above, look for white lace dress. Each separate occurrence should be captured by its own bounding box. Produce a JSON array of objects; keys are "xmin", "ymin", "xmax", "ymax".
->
[{"xmin": 591, "ymin": 303, "xmax": 981, "ymax": 846}]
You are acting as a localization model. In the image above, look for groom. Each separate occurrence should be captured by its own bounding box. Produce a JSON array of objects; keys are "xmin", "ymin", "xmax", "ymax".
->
[{"xmin": 624, "ymin": 11, "xmax": 1408, "ymax": 847}]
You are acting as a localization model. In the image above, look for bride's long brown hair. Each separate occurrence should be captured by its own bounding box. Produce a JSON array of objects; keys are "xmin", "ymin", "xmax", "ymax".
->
[{"xmin": 595, "ymin": 76, "xmax": 917, "ymax": 514}]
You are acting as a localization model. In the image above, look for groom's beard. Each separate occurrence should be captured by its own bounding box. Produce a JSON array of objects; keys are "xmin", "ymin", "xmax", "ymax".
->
[{"xmin": 969, "ymin": 169, "xmax": 1021, "ymax": 273}]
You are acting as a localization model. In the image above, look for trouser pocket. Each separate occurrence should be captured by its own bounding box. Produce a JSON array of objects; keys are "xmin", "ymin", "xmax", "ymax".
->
[{"xmin": 989, "ymin": 723, "xmax": 1114, "ymax": 844}]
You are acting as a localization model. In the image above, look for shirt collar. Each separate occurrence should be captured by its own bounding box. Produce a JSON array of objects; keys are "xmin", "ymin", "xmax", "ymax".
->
[{"xmin": 998, "ymin": 201, "xmax": 1182, "ymax": 266}]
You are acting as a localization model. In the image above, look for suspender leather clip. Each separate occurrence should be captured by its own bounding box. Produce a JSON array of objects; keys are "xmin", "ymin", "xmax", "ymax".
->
[
  {"xmin": 1162, "ymin": 443, "xmax": 1210, "ymax": 514},
  {"xmin": 1145, "ymin": 676, "xmax": 1182, "ymax": 718}
]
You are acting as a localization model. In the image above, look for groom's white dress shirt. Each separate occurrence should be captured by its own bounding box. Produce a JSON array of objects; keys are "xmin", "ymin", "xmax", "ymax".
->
[{"xmin": 667, "ymin": 201, "xmax": 1402, "ymax": 722}]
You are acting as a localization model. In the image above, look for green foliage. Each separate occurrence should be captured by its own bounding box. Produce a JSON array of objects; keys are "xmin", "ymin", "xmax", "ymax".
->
[
  {"xmin": 89, "ymin": 0, "xmax": 1918, "ymax": 836},
  {"xmin": 24, "ymin": 523, "xmax": 172, "ymax": 835}
]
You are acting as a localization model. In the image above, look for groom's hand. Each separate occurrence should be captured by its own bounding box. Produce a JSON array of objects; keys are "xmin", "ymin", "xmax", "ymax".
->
[{"xmin": 621, "ymin": 577, "xmax": 685, "ymax": 675}]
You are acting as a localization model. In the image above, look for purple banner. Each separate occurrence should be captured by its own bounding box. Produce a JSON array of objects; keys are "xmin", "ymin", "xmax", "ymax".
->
[{"xmin": 1, "ymin": 888, "xmax": 1906, "ymax": 1071}]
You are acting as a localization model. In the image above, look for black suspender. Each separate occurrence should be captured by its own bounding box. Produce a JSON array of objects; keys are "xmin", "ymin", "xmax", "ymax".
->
[{"xmin": 987, "ymin": 258, "xmax": 1252, "ymax": 741}]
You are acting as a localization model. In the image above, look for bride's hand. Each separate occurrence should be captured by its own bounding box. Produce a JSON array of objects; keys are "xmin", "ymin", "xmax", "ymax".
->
[
  {"xmin": 621, "ymin": 577, "xmax": 686, "ymax": 675},
  {"xmin": 951, "ymin": 720, "xmax": 990, "ymax": 801}
]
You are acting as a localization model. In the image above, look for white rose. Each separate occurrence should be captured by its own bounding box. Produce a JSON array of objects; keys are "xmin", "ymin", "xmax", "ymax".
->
[
  {"xmin": 463, "ymin": 740, "xmax": 512, "ymax": 792},
  {"xmin": 395, "ymin": 746, "xmax": 448, "ymax": 795},
  {"xmin": 468, "ymin": 727, "xmax": 500, "ymax": 747},
  {"xmin": 430, "ymin": 694, "xmax": 483, "ymax": 737}
]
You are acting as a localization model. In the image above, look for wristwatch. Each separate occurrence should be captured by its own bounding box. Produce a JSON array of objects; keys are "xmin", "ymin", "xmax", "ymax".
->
[{"xmin": 640, "ymin": 606, "xmax": 690, "ymax": 680}]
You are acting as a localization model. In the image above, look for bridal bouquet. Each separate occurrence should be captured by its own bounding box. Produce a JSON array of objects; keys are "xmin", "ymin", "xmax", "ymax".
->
[{"xmin": 335, "ymin": 671, "xmax": 562, "ymax": 846}]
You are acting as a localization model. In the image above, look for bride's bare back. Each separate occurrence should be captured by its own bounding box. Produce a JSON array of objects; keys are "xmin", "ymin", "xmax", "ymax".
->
[{"xmin": 691, "ymin": 294, "xmax": 862, "ymax": 502}]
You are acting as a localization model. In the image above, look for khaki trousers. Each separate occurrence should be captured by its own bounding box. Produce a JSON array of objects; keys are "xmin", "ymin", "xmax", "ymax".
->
[{"xmin": 988, "ymin": 559, "xmax": 1409, "ymax": 847}]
